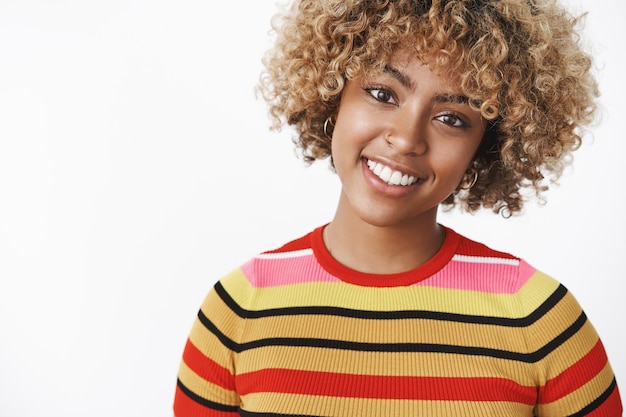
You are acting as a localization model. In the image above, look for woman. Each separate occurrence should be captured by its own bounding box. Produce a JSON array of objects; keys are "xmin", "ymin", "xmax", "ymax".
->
[{"xmin": 173, "ymin": 0, "xmax": 622, "ymax": 415}]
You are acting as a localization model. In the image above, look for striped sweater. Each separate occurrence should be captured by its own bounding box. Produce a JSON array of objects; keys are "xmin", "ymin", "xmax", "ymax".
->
[{"xmin": 174, "ymin": 225, "xmax": 622, "ymax": 416}]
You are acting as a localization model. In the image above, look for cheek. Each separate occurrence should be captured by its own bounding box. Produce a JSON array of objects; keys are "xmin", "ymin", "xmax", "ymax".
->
[
  {"xmin": 334, "ymin": 102, "xmax": 380, "ymax": 141},
  {"xmin": 432, "ymin": 145, "xmax": 476, "ymax": 177},
  {"xmin": 330, "ymin": 119, "xmax": 361, "ymax": 160}
]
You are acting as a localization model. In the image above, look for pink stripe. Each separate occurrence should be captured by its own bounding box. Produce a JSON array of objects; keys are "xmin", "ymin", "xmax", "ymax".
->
[
  {"xmin": 241, "ymin": 252, "xmax": 537, "ymax": 293},
  {"xmin": 418, "ymin": 259, "xmax": 537, "ymax": 294},
  {"xmin": 241, "ymin": 254, "xmax": 342, "ymax": 288}
]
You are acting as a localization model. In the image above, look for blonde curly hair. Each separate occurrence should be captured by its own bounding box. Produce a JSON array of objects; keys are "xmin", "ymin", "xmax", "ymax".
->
[{"xmin": 257, "ymin": 0, "xmax": 599, "ymax": 215}]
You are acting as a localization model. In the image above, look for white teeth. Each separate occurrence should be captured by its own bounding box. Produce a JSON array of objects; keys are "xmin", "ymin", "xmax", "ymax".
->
[
  {"xmin": 390, "ymin": 170, "xmax": 402, "ymax": 184},
  {"xmin": 379, "ymin": 166, "xmax": 392, "ymax": 182},
  {"xmin": 366, "ymin": 160, "xmax": 418, "ymax": 186},
  {"xmin": 373, "ymin": 163, "xmax": 384, "ymax": 176}
]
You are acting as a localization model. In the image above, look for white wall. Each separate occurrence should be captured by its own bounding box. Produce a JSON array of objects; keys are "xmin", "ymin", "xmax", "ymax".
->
[{"xmin": 0, "ymin": 1, "xmax": 623, "ymax": 416}]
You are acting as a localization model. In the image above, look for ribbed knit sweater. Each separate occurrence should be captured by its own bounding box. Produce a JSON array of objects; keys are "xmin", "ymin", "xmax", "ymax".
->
[{"xmin": 174, "ymin": 225, "xmax": 622, "ymax": 416}]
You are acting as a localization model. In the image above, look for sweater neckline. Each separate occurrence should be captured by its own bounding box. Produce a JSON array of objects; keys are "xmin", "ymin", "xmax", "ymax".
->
[{"xmin": 310, "ymin": 224, "xmax": 460, "ymax": 287}]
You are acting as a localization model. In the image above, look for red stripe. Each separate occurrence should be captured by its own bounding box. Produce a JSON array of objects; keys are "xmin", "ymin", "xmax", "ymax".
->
[
  {"xmin": 182, "ymin": 338, "xmax": 235, "ymax": 391},
  {"xmin": 236, "ymin": 368, "xmax": 536, "ymax": 403},
  {"xmin": 539, "ymin": 340, "xmax": 607, "ymax": 404},
  {"xmin": 173, "ymin": 385, "xmax": 238, "ymax": 417}
]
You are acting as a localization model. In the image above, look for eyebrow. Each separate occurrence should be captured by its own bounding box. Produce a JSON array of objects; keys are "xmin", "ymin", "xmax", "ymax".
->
[
  {"xmin": 383, "ymin": 64, "xmax": 470, "ymax": 105},
  {"xmin": 383, "ymin": 65, "xmax": 415, "ymax": 90},
  {"xmin": 434, "ymin": 94, "xmax": 469, "ymax": 105}
]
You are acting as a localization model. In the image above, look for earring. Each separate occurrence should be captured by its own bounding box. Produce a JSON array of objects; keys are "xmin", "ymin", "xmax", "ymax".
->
[
  {"xmin": 323, "ymin": 116, "xmax": 335, "ymax": 139},
  {"xmin": 460, "ymin": 167, "xmax": 478, "ymax": 190}
]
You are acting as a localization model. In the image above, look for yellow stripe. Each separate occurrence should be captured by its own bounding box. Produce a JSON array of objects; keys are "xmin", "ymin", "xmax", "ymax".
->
[
  {"xmin": 240, "ymin": 313, "xmax": 529, "ymax": 350},
  {"xmin": 197, "ymin": 287, "xmax": 242, "ymax": 342},
  {"xmin": 521, "ymin": 289, "xmax": 588, "ymax": 353},
  {"xmin": 534, "ymin": 321, "xmax": 600, "ymax": 380},
  {"xmin": 240, "ymin": 392, "xmax": 534, "ymax": 416}
]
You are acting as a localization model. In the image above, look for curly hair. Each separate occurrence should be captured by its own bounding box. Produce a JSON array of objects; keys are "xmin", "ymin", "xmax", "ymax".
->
[{"xmin": 257, "ymin": 0, "xmax": 599, "ymax": 215}]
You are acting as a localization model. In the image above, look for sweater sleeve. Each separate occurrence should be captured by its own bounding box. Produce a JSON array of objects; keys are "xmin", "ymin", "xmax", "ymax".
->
[
  {"xmin": 525, "ymin": 273, "xmax": 622, "ymax": 416},
  {"xmin": 173, "ymin": 269, "xmax": 248, "ymax": 417}
]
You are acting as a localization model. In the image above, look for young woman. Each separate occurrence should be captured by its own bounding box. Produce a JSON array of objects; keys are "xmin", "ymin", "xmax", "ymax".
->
[{"xmin": 173, "ymin": 0, "xmax": 622, "ymax": 415}]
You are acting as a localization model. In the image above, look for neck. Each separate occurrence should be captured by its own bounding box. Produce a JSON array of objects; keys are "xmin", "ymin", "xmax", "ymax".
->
[{"xmin": 324, "ymin": 198, "xmax": 444, "ymax": 275}]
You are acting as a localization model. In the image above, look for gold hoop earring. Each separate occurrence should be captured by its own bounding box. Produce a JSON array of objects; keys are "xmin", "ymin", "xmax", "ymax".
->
[
  {"xmin": 460, "ymin": 168, "xmax": 478, "ymax": 190},
  {"xmin": 323, "ymin": 116, "xmax": 335, "ymax": 139}
]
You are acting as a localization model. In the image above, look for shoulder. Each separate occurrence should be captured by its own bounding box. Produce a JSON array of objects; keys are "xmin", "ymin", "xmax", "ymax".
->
[
  {"xmin": 216, "ymin": 226, "xmax": 325, "ymax": 301},
  {"xmin": 445, "ymin": 227, "xmax": 563, "ymax": 300}
]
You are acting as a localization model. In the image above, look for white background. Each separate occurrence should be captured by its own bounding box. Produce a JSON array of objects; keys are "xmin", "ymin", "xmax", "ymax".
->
[{"xmin": 0, "ymin": 1, "xmax": 623, "ymax": 416}]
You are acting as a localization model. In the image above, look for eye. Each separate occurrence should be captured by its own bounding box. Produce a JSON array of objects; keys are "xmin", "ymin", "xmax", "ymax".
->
[
  {"xmin": 365, "ymin": 87, "xmax": 397, "ymax": 105},
  {"xmin": 436, "ymin": 113, "xmax": 469, "ymax": 128}
]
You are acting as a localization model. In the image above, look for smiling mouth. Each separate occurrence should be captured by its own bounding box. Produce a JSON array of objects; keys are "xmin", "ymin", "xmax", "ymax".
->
[{"xmin": 366, "ymin": 159, "xmax": 420, "ymax": 186}]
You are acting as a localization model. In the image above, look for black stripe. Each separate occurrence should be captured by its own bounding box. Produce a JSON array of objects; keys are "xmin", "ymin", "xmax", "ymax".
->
[
  {"xmin": 197, "ymin": 308, "xmax": 241, "ymax": 352},
  {"xmin": 568, "ymin": 377, "xmax": 618, "ymax": 417},
  {"xmin": 214, "ymin": 281, "xmax": 568, "ymax": 327},
  {"xmin": 531, "ymin": 311, "xmax": 587, "ymax": 362},
  {"xmin": 197, "ymin": 308, "xmax": 587, "ymax": 363},
  {"xmin": 176, "ymin": 378, "xmax": 238, "ymax": 412}
]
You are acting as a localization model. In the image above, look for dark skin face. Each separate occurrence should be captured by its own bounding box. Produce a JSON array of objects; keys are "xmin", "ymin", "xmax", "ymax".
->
[{"xmin": 325, "ymin": 51, "xmax": 486, "ymax": 274}]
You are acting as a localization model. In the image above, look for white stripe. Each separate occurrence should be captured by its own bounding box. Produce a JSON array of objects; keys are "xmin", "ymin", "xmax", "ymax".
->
[
  {"xmin": 255, "ymin": 248, "xmax": 314, "ymax": 260},
  {"xmin": 452, "ymin": 254, "xmax": 519, "ymax": 266}
]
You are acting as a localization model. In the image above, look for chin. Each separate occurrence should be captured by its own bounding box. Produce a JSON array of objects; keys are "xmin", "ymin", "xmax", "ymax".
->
[{"xmin": 354, "ymin": 209, "xmax": 426, "ymax": 229}]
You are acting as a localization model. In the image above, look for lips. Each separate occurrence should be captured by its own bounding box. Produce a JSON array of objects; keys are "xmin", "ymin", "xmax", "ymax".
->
[{"xmin": 366, "ymin": 159, "xmax": 420, "ymax": 186}]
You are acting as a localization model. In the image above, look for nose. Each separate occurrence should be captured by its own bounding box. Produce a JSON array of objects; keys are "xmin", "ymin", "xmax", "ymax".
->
[{"xmin": 385, "ymin": 107, "xmax": 428, "ymax": 156}]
